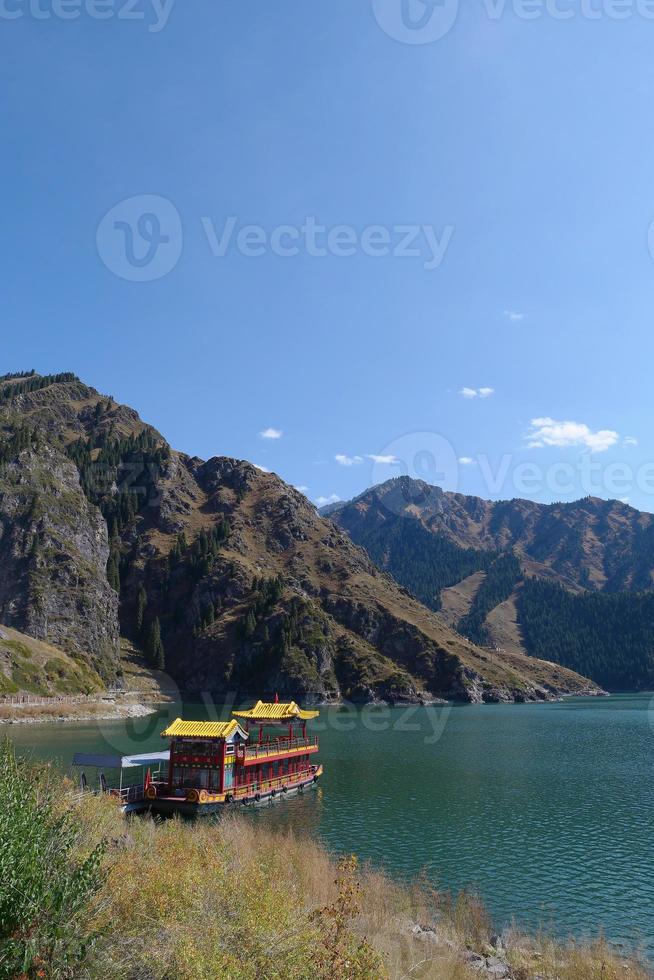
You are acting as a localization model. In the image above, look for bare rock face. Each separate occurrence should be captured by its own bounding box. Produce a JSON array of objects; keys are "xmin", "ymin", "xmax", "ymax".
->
[{"xmin": 0, "ymin": 445, "xmax": 120, "ymax": 680}]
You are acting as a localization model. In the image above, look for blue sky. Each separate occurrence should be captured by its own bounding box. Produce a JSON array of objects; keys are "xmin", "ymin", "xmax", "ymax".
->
[{"xmin": 3, "ymin": 1, "xmax": 654, "ymax": 509}]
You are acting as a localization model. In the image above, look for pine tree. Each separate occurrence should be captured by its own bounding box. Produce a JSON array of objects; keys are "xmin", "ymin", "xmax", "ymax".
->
[
  {"xmin": 107, "ymin": 545, "xmax": 121, "ymax": 593},
  {"xmin": 244, "ymin": 610, "xmax": 257, "ymax": 639},
  {"xmin": 146, "ymin": 618, "xmax": 165, "ymax": 670},
  {"xmin": 136, "ymin": 585, "xmax": 147, "ymax": 633}
]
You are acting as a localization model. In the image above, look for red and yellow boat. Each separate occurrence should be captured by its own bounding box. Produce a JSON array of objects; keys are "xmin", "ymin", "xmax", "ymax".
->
[{"xmin": 146, "ymin": 700, "xmax": 323, "ymax": 816}]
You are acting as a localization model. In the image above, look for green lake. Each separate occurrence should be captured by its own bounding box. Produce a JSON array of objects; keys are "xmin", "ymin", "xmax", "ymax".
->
[{"xmin": 8, "ymin": 694, "xmax": 654, "ymax": 955}]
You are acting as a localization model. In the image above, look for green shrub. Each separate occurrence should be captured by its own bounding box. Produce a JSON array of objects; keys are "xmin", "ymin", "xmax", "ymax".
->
[{"xmin": 0, "ymin": 739, "xmax": 105, "ymax": 978}]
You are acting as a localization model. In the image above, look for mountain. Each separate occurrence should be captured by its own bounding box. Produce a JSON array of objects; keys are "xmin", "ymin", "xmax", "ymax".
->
[
  {"xmin": 0, "ymin": 373, "xmax": 600, "ymax": 703},
  {"xmin": 324, "ymin": 477, "xmax": 654, "ymax": 690}
]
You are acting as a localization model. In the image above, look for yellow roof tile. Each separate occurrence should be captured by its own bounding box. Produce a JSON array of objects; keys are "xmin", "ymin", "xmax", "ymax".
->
[
  {"xmin": 232, "ymin": 700, "xmax": 319, "ymax": 722},
  {"xmin": 161, "ymin": 718, "xmax": 247, "ymax": 740}
]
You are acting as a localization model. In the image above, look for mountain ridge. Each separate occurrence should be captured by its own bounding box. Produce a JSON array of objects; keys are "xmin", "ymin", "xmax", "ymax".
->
[
  {"xmin": 324, "ymin": 476, "xmax": 654, "ymax": 689},
  {"xmin": 0, "ymin": 375, "xmax": 601, "ymax": 703}
]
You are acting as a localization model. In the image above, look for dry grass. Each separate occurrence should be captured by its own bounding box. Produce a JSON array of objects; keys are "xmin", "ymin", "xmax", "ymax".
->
[
  {"xmin": 56, "ymin": 790, "xmax": 652, "ymax": 980},
  {"xmin": 0, "ymin": 697, "xmax": 154, "ymax": 724},
  {"xmin": 0, "ymin": 702, "xmax": 94, "ymax": 722},
  {"xmin": 506, "ymin": 933, "xmax": 650, "ymax": 980}
]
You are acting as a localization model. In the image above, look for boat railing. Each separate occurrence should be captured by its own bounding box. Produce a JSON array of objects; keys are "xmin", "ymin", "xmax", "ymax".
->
[
  {"xmin": 243, "ymin": 736, "xmax": 319, "ymax": 760},
  {"xmin": 103, "ymin": 779, "xmax": 168, "ymax": 803},
  {"xmin": 231, "ymin": 767, "xmax": 315, "ymax": 798}
]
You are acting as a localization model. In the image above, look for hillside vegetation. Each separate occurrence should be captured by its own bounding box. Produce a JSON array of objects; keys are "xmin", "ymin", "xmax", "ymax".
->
[
  {"xmin": 0, "ymin": 625, "xmax": 102, "ymax": 697},
  {"xmin": 519, "ymin": 580, "xmax": 654, "ymax": 689}
]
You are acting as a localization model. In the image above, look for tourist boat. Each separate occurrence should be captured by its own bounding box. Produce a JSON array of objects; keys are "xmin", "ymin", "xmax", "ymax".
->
[
  {"xmin": 71, "ymin": 700, "xmax": 322, "ymax": 817},
  {"xmin": 145, "ymin": 700, "xmax": 323, "ymax": 816}
]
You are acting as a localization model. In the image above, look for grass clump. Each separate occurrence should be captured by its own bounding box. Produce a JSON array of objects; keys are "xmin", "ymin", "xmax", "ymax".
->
[
  {"xmin": 4, "ymin": 641, "xmax": 33, "ymax": 660},
  {"xmin": 0, "ymin": 674, "xmax": 19, "ymax": 695}
]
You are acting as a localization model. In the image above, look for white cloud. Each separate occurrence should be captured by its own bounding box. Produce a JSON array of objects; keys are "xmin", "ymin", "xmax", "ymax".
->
[
  {"xmin": 335, "ymin": 452, "xmax": 400, "ymax": 466},
  {"xmin": 295, "ymin": 485, "xmax": 309, "ymax": 494},
  {"xmin": 366, "ymin": 454, "xmax": 399, "ymax": 464},
  {"xmin": 504, "ymin": 310, "xmax": 524, "ymax": 321},
  {"xmin": 259, "ymin": 427, "xmax": 283, "ymax": 440},
  {"xmin": 253, "ymin": 463, "xmax": 271, "ymax": 472},
  {"xmin": 335, "ymin": 453, "xmax": 364, "ymax": 466},
  {"xmin": 526, "ymin": 417, "xmax": 619, "ymax": 453},
  {"xmin": 316, "ymin": 494, "xmax": 341, "ymax": 507},
  {"xmin": 458, "ymin": 456, "xmax": 475, "ymax": 465},
  {"xmin": 460, "ymin": 386, "xmax": 495, "ymax": 399},
  {"xmin": 624, "ymin": 436, "xmax": 638, "ymax": 447}
]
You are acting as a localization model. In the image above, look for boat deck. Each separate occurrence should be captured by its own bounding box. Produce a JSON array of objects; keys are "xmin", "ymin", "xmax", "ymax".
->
[{"xmin": 151, "ymin": 765, "xmax": 323, "ymax": 812}]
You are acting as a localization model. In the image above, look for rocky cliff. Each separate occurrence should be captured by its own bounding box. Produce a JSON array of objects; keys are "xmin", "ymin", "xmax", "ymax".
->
[{"xmin": 0, "ymin": 436, "xmax": 119, "ymax": 680}]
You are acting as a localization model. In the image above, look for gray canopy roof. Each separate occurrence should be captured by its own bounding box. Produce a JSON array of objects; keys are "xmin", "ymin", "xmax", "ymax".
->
[{"xmin": 73, "ymin": 750, "xmax": 170, "ymax": 769}]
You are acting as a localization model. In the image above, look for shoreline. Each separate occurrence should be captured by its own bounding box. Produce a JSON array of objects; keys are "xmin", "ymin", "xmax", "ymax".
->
[
  {"xmin": 0, "ymin": 686, "xmax": 615, "ymax": 726},
  {"xmin": 0, "ymin": 694, "xmax": 161, "ymax": 726}
]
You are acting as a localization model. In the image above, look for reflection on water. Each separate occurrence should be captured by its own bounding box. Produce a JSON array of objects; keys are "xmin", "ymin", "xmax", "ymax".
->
[{"xmin": 9, "ymin": 694, "xmax": 654, "ymax": 954}]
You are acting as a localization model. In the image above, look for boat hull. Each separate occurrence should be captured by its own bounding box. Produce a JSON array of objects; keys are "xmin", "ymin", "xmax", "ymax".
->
[{"xmin": 149, "ymin": 767, "xmax": 322, "ymax": 817}]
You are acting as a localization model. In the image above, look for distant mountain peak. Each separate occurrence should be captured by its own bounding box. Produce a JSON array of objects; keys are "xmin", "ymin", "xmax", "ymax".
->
[{"xmin": 326, "ymin": 480, "xmax": 654, "ymax": 692}]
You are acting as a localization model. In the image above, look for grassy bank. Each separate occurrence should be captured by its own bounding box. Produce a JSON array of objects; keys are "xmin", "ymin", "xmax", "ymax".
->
[
  {"xmin": 0, "ymin": 739, "xmax": 649, "ymax": 980},
  {"xmin": 0, "ymin": 695, "xmax": 157, "ymax": 726}
]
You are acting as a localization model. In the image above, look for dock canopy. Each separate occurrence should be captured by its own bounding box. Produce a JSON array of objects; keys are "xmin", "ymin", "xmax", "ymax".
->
[
  {"xmin": 161, "ymin": 718, "xmax": 248, "ymax": 740},
  {"xmin": 72, "ymin": 750, "xmax": 170, "ymax": 770},
  {"xmin": 233, "ymin": 700, "xmax": 319, "ymax": 722}
]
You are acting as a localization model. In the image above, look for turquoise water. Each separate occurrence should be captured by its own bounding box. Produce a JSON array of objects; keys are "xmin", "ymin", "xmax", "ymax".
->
[{"xmin": 8, "ymin": 694, "xmax": 654, "ymax": 954}]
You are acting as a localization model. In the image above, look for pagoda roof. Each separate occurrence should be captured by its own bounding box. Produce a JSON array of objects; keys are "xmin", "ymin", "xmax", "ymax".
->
[
  {"xmin": 233, "ymin": 700, "xmax": 319, "ymax": 722},
  {"xmin": 161, "ymin": 718, "xmax": 247, "ymax": 740}
]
